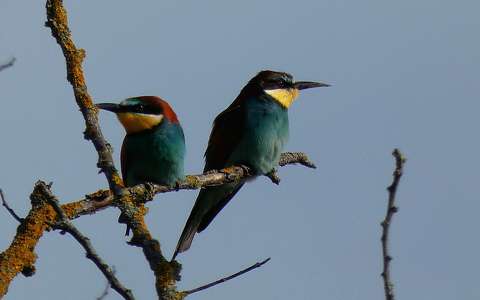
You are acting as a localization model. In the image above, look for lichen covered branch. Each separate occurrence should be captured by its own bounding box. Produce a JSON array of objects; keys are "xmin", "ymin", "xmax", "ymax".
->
[
  {"xmin": 380, "ymin": 149, "xmax": 406, "ymax": 300},
  {"xmin": 0, "ymin": 151, "xmax": 314, "ymax": 298},
  {"xmin": 0, "ymin": 182, "xmax": 59, "ymax": 297},
  {"xmin": 45, "ymin": 0, "xmax": 122, "ymax": 192},
  {"xmin": 71, "ymin": 151, "xmax": 316, "ymax": 218}
]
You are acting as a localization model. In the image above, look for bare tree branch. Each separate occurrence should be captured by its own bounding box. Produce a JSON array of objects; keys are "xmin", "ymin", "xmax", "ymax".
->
[
  {"xmin": 183, "ymin": 258, "xmax": 271, "ymax": 296},
  {"xmin": 380, "ymin": 149, "xmax": 406, "ymax": 300},
  {"xmin": 0, "ymin": 57, "xmax": 15, "ymax": 72},
  {"xmin": 0, "ymin": 188, "xmax": 24, "ymax": 223},
  {"xmin": 39, "ymin": 182, "xmax": 135, "ymax": 300}
]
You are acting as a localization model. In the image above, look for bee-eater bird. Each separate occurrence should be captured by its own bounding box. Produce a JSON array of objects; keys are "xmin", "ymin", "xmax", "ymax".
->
[
  {"xmin": 96, "ymin": 96, "xmax": 185, "ymax": 235},
  {"xmin": 173, "ymin": 70, "xmax": 329, "ymax": 258}
]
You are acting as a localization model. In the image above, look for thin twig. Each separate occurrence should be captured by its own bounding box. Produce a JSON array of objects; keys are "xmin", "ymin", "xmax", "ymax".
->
[
  {"xmin": 0, "ymin": 188, "xmax": 24, "ymax": 223},
  {"xmin": 0, "ymin": 57, "xmax": 15, "ymax": 72},
  {"xmin": 183, "ymin": 258, "xmax": 271, "ymax": 295},
  {"xmin": 96, "ymin": 266, "xmax": 116, "ymax": 300},
  {"xmin": 380, "ymin": 149, "xmax": 406, "ymax": 300},
  {"xmin": 39, "ymin": 182, "xmax": 135, "ymax": 300}
]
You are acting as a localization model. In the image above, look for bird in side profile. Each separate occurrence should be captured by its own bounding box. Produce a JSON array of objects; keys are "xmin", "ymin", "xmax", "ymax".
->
[
  {"xmin": 96, "ymin": 96, "xmax": 185, "ymax": 235},
  {"xmin": 173, "ymin": 70, "xmax": 329, "ymax": 258}
]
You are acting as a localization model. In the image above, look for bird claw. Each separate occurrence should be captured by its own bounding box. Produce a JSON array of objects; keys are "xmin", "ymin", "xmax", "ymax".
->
[
  {"xmin": 219, "ymin": 165, "xmax": 251, "ymax": 181},
  {"xmin": 204, "ymin": 169, "xmax": 218, "ymax": 175},
  {"xmin": 219, "ymin": 167, "xmax": 237, "ymax": 181},
  {"xmin": 265, "ymin": 169, "xmax": 281, "ymax": 185},
  {"xmin": 174, "ymin": 180, "xmax": 182, "ymax": 191},
  {"xmin": 239, "ymin": 165, "xmax": 252, "ymax": 176}
]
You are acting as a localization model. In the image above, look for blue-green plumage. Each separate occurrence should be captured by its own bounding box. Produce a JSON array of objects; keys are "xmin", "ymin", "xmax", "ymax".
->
[
  {"xmin": 228, "ymin": 95, "xmax": 289, "ymax": 175},
  {"xmin": 122, "ymin": 119, "xmax": 185, "ymax": 187},
  {"xmin": 96, "ymin": 96, "xmax": 185, "ymax": 235},
  {"xmin": 174, "ymin": 70, "xmax": 328, "ymax": 257}
]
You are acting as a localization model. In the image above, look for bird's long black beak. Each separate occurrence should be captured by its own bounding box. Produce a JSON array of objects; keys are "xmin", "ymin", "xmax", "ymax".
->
[
  {"xmin": 96, "ymin": 103, "xmax": 121, "ymax": 113},
  {"xmin": 294, "ymin": 81, "xmax": 330, "ymax": 90}
]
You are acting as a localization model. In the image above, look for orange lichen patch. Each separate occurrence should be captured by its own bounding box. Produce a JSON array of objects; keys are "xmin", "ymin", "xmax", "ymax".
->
[
  {"xmin": 61, "ymin": 200, "xmax": 87, "ymax": 218},
  {"xmin": 155, "ymin": 261, "xmax": 181, "ymax": 298},
  {"xmin": 0, "ymin": 204, "xmax": 56, "ymax": 297},
  {"xmin": 46, "ymin": 0, "xmax": 89, "ymax": 100},
  {"xmin": 111, "ymin": 174, "xmax": 125, "ymax": 187},
  {"xmin": 127, "ymin": 204, "xmax": 149, "ymax": 238}
]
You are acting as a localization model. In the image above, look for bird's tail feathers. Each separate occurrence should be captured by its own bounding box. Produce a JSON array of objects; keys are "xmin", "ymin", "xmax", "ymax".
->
[
  {"xmin": 172, "ymin": 212, "xmax": 201, "ymax": 260},
  {"xmin": 172, "ymin": 183, "xmax": 245, "ymax": 260}
]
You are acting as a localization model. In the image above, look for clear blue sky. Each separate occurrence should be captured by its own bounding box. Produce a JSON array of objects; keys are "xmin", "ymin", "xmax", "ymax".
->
[{"xmin": 1, "ymin": 1, "xmax": 479, "ymax": 299}]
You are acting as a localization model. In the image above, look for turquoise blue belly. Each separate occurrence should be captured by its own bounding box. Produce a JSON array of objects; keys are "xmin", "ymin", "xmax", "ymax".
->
[
  {"xmin": 123, "ymin": 121, "xmax": 185, "ymax": 186},
  {"xmin": 228, "ymin": 98, "xmax": 289, "ymax": 175}
]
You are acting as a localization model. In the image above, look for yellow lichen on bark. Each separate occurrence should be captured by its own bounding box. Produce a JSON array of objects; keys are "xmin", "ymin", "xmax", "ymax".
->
[
  {"xmin": 155, "ymin": 261, "xmax": 183, "ymax": 300},
  {"xmin": 0, "ymin": 181, "xmax": 106, "ymax": 298},
  {"xmin": 111, "ymin": 173, "xmax": 125, "ymax": 187},
  {"xmin": 0, "ymin": 204, "xmax": 56, "ymax": 297}
]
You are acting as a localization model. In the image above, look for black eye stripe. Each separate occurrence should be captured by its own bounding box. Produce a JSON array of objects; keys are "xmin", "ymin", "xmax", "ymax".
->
[
  {"xmin": 119, "ymin": 104, "xmax": 163, "ymax": 115},
  {"xmin": 264, "ymin": 77, "xmax": 293, "ymax": 89}
]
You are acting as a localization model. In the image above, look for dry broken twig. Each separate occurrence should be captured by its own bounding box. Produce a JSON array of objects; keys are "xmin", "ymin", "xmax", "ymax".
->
[
  {"xmin": 380, "ymin": 148, "xmax": 406, "ymax": 300},
  {"xmin": 0, "ymin": 188, "xmax": 24, "ymax": 223},
  {"xmin": 183, "ymin": 258, "xmax": 271, "ymax": 296},
  {"xmin": 0, "ymin": 57, "xmax": 15, "ymax": 72}
]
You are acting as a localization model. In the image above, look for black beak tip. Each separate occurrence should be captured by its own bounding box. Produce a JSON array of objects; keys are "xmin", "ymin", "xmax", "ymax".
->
[{"xmin": 295, "ymin": 81, "xmax": 331, "ymax": 90}]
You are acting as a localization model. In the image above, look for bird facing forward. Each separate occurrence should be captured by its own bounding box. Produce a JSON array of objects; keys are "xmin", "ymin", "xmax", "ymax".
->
[
  {"xmin": 97, "ymin": 96, "xmax": 185, "ymax": 235},
  {"xmin": 173, "ymin": 70, "xmax": 329, "ymax": 258}
]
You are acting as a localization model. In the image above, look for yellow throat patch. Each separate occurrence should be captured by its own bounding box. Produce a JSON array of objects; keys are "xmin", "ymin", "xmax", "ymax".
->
[
  {"xmin": 116, "ymin": 112, "xmax": 163, "ymax": 134},
  {"xmin": 265, "ymin": 88, "xmax": 299, "ymax": 108}
]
